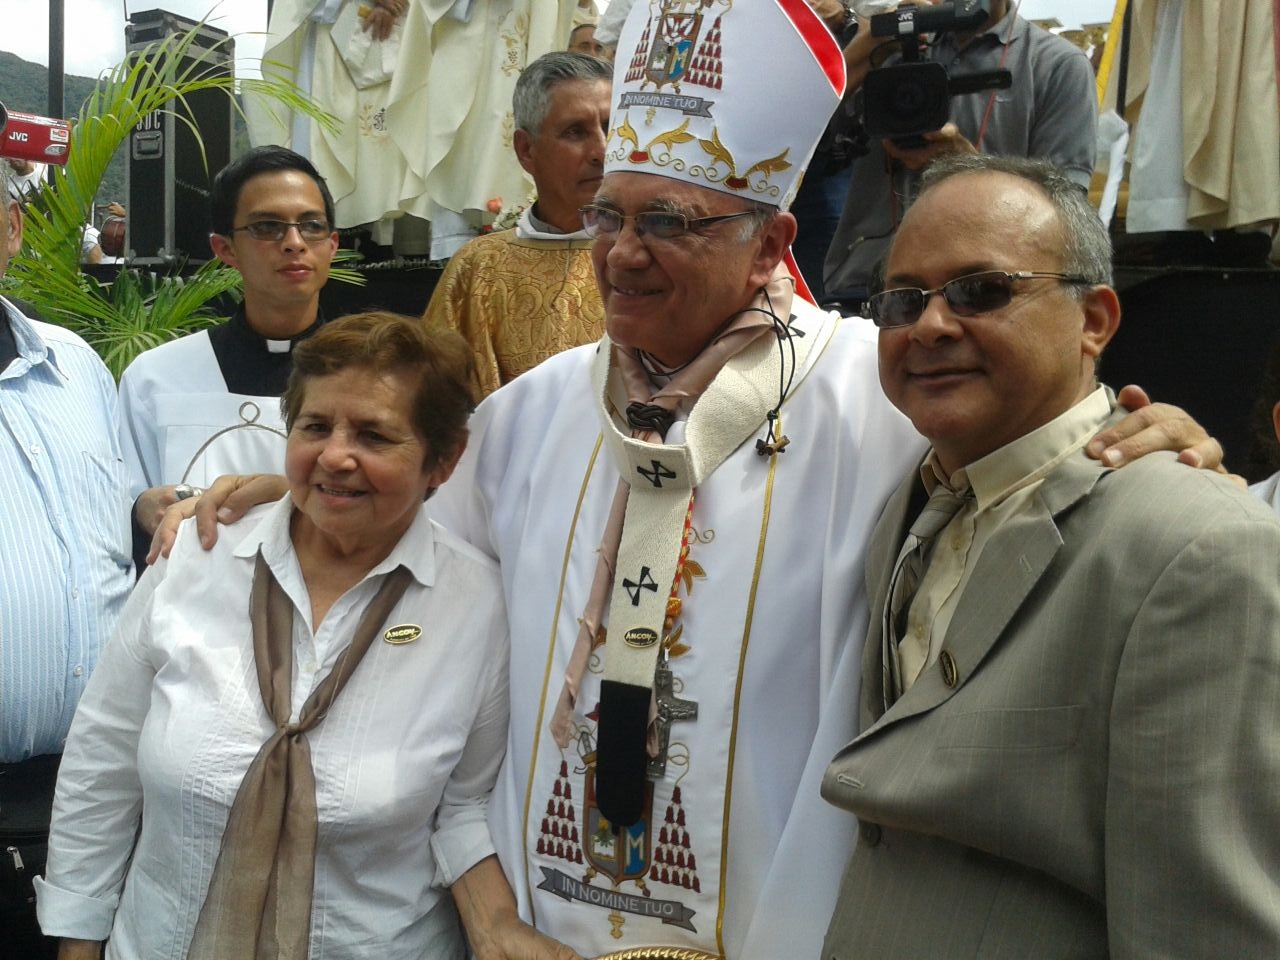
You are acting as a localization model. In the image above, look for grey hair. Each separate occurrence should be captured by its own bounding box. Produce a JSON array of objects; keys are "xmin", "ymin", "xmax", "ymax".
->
[
  {"xmin": 513, "ymin": 51, "xmax": 612, "ymax": 136},
  {"xmin": 735, "ymin": 198, "xmax": 778, "ymax": 242},
  {"xmin": 915, "ymin": 154, "xmax": 1113, "ymax": 291}
]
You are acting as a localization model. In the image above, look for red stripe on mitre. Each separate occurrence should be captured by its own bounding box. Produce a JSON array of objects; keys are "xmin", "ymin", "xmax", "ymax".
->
[{"xmin": 776, "ymin": 0, "xmax": 847, "ymax": 96}]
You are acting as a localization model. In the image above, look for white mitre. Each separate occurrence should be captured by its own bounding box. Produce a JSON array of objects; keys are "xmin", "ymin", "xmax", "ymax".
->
[{"xmin": 605, "ymin": 0, "xmax": 846, "ymax": 211}]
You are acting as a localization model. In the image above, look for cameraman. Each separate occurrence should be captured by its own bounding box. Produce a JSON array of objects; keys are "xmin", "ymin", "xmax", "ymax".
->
[{"xmin": 821, "ymin": 0, "xmax": 1096, "ymax": 311}]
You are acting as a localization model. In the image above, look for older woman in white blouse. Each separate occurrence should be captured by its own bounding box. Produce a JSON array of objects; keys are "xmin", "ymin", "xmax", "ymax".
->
[{"xmin": 34, "ymin": 312, "xmax": 572, "ymax": 960}]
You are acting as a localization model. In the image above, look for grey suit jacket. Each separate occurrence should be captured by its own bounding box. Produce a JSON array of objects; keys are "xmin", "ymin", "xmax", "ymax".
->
[{"xmin": 821, "ymin": 422, "xmax": 1280, "ymax": 959}]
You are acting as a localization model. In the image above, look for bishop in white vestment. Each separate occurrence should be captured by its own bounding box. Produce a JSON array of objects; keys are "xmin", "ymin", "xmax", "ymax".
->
[{"xmin": 431, "ymin": 3, "xmax": 923, "ymax": 956}]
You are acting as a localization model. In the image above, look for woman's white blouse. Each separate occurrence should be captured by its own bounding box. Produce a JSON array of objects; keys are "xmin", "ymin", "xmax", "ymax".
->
[{"xmin": 36, "ymin": 496, "xmax": 509, "ymax": 959}]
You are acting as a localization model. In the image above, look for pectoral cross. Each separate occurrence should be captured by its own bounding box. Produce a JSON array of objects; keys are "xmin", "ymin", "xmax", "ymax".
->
[{"xmin": 648, "ymin": 662, "xmax": 698, "ymax": 778}]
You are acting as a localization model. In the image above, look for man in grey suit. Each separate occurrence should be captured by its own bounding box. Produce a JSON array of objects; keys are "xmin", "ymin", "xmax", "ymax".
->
[{"xmin": 822, "ymin": 154, "xmax": 1280, "ymax": 959}]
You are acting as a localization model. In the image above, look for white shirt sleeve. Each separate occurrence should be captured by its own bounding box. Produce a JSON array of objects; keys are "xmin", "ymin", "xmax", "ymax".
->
[
  {"xmin": 35, "ymin": 558, "xmax": 168, "ymax": 940},
  {"xmin": 428, "ymin": 580, "xmax": 509, "ymax": 884}
]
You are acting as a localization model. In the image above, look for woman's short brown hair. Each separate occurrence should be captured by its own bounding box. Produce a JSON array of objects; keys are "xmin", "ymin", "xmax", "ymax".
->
[{"xmin": 281, "ymin": 311, "xmax": 476, "ymax": 469}]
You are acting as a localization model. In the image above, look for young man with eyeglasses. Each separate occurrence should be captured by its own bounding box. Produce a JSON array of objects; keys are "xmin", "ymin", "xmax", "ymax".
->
[
  {"xmin": 118, "ymin": 146, "xmax": 339, "ymax": 567},
  {"xmin": 822, "ymin": 153, "xmax": 1280, "ymax": 958}
]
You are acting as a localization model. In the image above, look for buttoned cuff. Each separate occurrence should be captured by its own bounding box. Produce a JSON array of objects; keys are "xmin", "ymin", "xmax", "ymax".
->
[
  {"xmin": 34, "ymin": 875, "xmax": 118, "ymax": 940},
  {"xmin": 429, "ymin": 803, "xmax": 496, "ymax": 887}
]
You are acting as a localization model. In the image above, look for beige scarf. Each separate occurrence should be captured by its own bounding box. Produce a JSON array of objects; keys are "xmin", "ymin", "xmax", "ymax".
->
[{"xmin": 188, "ymin": 552, "xmax": 413, "ymax": 960}]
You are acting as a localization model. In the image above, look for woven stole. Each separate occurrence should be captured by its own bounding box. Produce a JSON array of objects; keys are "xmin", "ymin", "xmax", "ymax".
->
[
  {"xmin": 189, "ymin": 552, "xmax": 413, "ymax": 960},
  {"xmin": 584, "ymin": 269, "xmax": 812, "ymax": 827},
  {"xmin": 594, "ymin": 428, "xmax": 702, "ymax": 826},
  {"xmin": 880, "ymin": 484, "xmax": 971, "ymax": 710}
]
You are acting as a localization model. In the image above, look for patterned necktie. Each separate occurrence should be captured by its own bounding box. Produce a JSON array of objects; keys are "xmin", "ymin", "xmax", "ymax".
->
[{"xmin": 882, "ymin": 484, "xmax": 972, "ymax": 709}]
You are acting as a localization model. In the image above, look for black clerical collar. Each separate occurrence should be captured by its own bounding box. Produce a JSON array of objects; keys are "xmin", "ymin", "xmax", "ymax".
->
[
  {"xmin": 206, "ymin": 306, "xmax": 325, "ymax": 396},
  {"xmin": 0, "ymin": 300, "xmax": 18, "ymax": 372}
]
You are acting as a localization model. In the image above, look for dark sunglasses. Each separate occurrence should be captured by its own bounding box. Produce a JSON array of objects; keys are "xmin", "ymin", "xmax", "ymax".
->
[
  {"xmin": 579, "ymin": 204, "xmax": 754, "ymax": 241},
  {"xmin": 862, "ymin": 270, "xmax": 1093, "ymax": 328},
  {"xmin": 229, "ymin": 219, "xmax": 333, "ymax": 242}
]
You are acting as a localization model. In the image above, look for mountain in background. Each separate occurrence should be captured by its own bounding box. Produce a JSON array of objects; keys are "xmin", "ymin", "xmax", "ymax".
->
[
  {"xmin": 0, "ymin": 50, "xmax": 250, "ymax": 223},
  {"xmin": 1, "ymin": 50, "xmax": 127, "ymax": 208}
]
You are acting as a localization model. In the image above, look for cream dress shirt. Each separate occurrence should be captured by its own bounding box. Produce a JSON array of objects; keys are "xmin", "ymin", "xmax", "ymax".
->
[
  {"xmin": 36, "ymin": 496, "xmax": 508, "ymax": 959},
  {"xmin": 897, "ymin": 388, "xmax": 1111, "ymax": 691}
]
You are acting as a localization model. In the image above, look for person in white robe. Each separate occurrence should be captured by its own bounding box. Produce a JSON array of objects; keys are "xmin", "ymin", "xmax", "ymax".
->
[{"xmin": 246, "ymin": 0, "xmax": 580, "ymax": 258}]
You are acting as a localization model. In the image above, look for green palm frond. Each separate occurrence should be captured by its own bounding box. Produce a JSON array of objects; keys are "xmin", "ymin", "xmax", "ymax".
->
[
  {"xmin": 86, "ymin": 261, "xmax": 246, "ymax": 378},
  {"xmin": 6, "ymin": 22, "xmax": 347, "ymax": 378}
]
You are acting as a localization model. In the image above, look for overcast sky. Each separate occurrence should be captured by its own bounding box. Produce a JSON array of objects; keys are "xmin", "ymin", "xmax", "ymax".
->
[{"xmin": 4, "ymin": 0, "xmax": 1119, "ymax": 83}]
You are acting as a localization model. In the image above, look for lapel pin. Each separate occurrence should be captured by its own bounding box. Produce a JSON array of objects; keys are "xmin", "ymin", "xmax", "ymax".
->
[{"xmin": 383, "ymin": 623, "xmax": 422, "ymax": 645}]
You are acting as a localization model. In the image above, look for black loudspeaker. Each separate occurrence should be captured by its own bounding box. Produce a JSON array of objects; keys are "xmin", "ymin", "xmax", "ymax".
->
[{"xmin": 125, "ymin": 10, "xmax": 234, "ymax": 264}]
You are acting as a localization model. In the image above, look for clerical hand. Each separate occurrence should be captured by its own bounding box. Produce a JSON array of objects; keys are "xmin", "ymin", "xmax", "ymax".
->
[{"xmin": 1086, "ymin": 383, "xmax": 1236, "ymax": 480}]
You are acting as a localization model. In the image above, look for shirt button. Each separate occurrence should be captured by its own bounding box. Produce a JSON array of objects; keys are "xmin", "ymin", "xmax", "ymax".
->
[
  {"xmin": 951, "ymin": 533, "xmax": 963, "ymax": 550},
  {"xmin": 73, "ymin": 665, "xmax": 84, "ymax": 677},
  {"xmin": 71, "ymin": 587, "xmax": 79, "ymax": 599},
  {"xmin": 913, "ymin": 624, "xmax": 924, "ymax": 640},
  {"xmin": 30, "ymin": 444, "xmax": 40, "ymax": 456},
  {"xmin": 860, "ymin": 822, "xmax": 882, "ymax": 846}
]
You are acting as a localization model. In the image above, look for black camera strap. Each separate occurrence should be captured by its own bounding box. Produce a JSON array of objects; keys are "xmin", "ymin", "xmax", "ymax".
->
[{"xmin": 1117, "ymin": 0, "xmax": 1134, "ymax": 121}]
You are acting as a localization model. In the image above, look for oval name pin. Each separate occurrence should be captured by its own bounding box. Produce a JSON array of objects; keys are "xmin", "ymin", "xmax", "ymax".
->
[
  {"xmin": 623, "ymin": 627, "xmax": 659, "ymax": 649},
  {"xmin": 383, "ymin": 623, "xmax": 422, "ymax": 645}
]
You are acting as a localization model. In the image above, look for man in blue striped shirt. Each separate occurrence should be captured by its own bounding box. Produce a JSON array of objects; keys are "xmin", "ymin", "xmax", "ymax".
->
[{"xmin": 0, "ymin": 159, "xmax": 134, "ymax": 958}]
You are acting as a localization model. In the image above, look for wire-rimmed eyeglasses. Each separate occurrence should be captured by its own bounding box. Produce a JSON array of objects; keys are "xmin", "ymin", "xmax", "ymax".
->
[
  {"xmin": 862, "ymin": 270, "xmax": 1094, "ymax": 328},
  {"xmin": 579, "ymin": 204, "xmax": 755, "ymax": 241},
  {"xmin": 229, "ymin": 219, "xmax": 333, "ymax": 243}
]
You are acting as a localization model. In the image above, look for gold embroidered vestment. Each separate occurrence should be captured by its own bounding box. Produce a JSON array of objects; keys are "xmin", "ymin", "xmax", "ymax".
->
[{"xmin": 424, "ymin": 228, "xmax": 605, "ymax": 398}]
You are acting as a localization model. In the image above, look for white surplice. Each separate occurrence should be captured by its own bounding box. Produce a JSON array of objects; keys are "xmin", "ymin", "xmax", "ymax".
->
[
  {"xmin": 117, "ymin": 331, "xmax": 289, "ymax": 498},
  {"xmin": 431, "ymin": 303, "xmax": 924, "ymax": 958}
]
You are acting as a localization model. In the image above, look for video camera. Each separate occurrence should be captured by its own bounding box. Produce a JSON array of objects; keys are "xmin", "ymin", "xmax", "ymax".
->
[
  {"xmin": 0, "ymin": 101, "xmax": 71, "ymax": 166},
  {"xmin": 860, "ymin": 0, "xmax": 1012, "ymax": 146}
]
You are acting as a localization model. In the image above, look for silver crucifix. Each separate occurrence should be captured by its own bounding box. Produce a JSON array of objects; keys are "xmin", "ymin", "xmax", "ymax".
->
[{"xmin": 648, "ymin": 662, "xmax": 698, "ymax": 777}]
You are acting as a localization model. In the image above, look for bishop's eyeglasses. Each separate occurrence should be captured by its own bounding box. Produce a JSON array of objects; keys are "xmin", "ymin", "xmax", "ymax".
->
[{"xmin": 580, "ymin": 204, "xmax": 755, "ymax": 242}]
